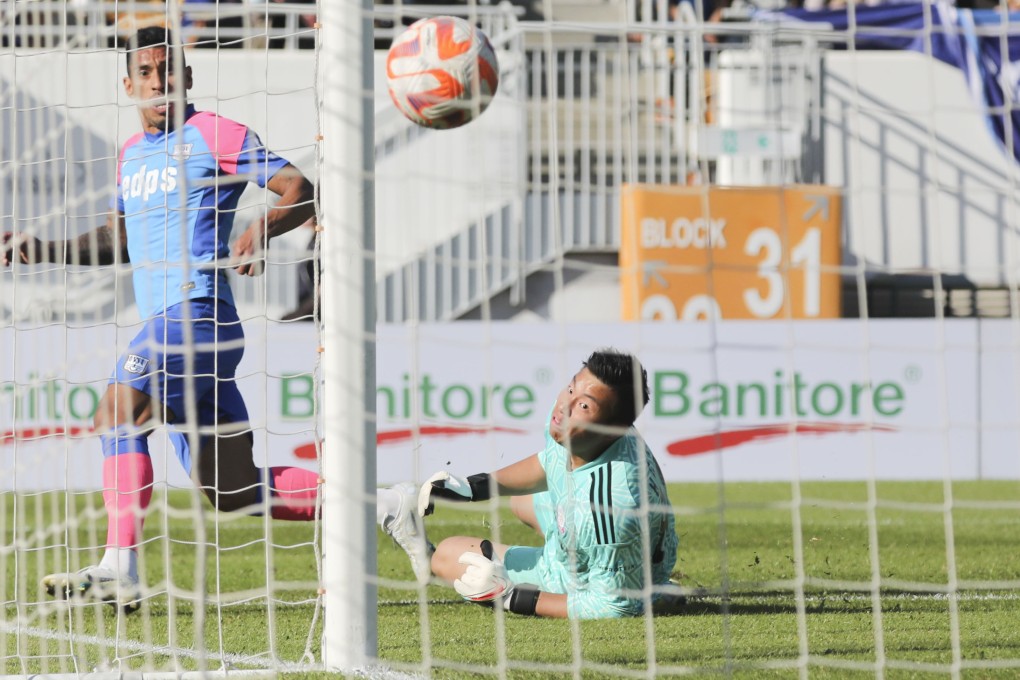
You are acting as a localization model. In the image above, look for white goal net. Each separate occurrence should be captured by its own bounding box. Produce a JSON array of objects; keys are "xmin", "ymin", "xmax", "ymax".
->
[
  {"xmin": 1, "ymin": 1, "xmax": 324, "ymax": 674},
  {"xmin": 4, "ymin": 0, "xmax": 1020, "ymax": 677}
]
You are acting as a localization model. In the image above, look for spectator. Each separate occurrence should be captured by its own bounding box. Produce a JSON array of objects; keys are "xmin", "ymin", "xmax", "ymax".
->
[
  {"xmin": 673, "ymin": 0, "xmax": 732, "ymax": 43},
  {"xmin": 256, "ymin": 0, "xmax": 317, "ymax": 49},
  {"xmin": 181, "ymin": 0, "xmax": 247, "ymax": 49},
  {"xmin": 111, "ymin": 0, "xmax": 170, "ymax": 42}
]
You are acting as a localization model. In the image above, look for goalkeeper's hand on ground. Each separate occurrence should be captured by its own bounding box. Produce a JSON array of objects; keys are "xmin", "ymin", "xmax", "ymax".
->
[
  {"xmin": 454, "ymin": 549, "xmax": 513, "ymax": 603},
  {"xmin": 417, "ymin": 471, "xmax": 492, "ymax": 516},
  {"xmin": 453, "ymin": 541, "xmax": 541, "ymax": 615}
]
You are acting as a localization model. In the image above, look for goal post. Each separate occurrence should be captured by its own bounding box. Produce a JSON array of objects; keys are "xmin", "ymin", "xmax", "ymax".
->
[{"xmin": 319, "ymin": 0, "xmax": 378, "ymax": 669}]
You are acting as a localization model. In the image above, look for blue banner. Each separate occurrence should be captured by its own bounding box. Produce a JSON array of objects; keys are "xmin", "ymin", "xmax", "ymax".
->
[{"xmin": 760, "ymin": 2, "xmax": 1020, "ymax": 164}]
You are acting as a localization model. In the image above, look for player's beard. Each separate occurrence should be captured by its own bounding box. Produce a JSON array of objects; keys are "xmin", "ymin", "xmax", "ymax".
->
[{"xmin": 144, "ymin": 99, "xmax": 176, "ymax": 131}]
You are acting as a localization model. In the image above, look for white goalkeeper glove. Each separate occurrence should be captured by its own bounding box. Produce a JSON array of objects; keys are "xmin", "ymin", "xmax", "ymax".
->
[
  {"xmin": 454, "ymin": 540, "xmax": 542, "ymax": 615},
  {"xmin": 417, "ymin": 471, "xmax": 492, "ymax": 516},
  {"xmin": 454, "ymin": 548, "xmax": 513, "ymax": 603}
]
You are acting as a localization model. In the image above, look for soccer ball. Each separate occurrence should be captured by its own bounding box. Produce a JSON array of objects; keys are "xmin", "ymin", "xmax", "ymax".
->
[{"xmin": 385, "ymin": 16, "xmax": 500, "ymax": 130}]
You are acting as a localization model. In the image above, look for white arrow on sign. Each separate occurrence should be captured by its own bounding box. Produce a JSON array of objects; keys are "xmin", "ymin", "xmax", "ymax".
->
[
  {"xmin": 641, "ymin": 261, "xmax": 670, "ymax": 289},
  {"xmin": 803, "ymin": 193, "xmax": 830, "ymax": 222}
]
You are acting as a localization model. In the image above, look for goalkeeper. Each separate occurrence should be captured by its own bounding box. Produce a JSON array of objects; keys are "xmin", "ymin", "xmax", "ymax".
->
[{"xmin": 407, "ymin": 348, "xmax": 679, "ymax": 619}]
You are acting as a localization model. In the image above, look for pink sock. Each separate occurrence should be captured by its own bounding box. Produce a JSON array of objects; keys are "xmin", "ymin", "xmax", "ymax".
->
[
  {"xmin": 267, "ymin": 466, "xmax": 320, "ymax": 521},
  {"xmin": 103, "ymin": 453, "xmax": 154, "ymax": 549}
]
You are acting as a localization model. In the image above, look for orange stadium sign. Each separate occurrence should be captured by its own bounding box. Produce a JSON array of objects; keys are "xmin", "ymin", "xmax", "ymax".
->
[{"xmin": 620, "ymin": 185, "xmax": 842, "ymax": 320}]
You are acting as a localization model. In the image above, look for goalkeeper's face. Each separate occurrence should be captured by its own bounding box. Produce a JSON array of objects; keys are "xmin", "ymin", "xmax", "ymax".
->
[
  {"xmin": 124, "ymin": 46, "xmax": 193, "ymax": 134},
  {"xmin": 549, "ymin": 368, "xmax": 620, "ymax": 458}
]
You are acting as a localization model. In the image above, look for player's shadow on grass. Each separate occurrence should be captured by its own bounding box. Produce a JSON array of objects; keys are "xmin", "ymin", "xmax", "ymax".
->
[
  {"xmin": 658, "ymin": 589, "xmax": 877, "ymax": 617},
  {"xmin": 380, "ymin": 591, "xmax": 878, "ymax": 618}
]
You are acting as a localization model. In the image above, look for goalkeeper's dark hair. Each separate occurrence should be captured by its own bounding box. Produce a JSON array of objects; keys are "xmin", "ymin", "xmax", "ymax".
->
[
  {"xmin": 126, "ymin": 27, "xmax": 182, "ymax": 73},
  {"xmin": 583, "ymin": 348, "xmax": 650, "ymax": 426}
]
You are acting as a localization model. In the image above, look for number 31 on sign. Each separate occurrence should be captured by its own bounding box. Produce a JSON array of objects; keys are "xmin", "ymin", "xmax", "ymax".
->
[{"xmin": 620, "ymin": 185, "xmax": 842, "ymax": 321}]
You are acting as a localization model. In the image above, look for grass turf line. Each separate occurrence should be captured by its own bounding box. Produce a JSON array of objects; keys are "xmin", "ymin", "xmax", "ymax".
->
[{"xmin": 3, "ymin": 481, "xmax": 1020, "ymax": 677}]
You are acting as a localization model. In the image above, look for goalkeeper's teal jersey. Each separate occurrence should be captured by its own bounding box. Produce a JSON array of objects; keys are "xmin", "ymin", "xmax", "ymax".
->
[{"xmin": 515, "ymin": 423, "xmax": 678, "ymax": 619}]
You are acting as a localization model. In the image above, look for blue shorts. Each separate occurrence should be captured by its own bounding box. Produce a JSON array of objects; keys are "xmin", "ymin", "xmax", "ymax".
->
[{"xmin": 110, "ymin": 298, "xmax": 249, "ymax": 471}]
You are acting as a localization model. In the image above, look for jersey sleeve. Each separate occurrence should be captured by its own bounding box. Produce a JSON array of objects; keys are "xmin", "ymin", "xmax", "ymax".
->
[
  {"xmin": 195, "ymin": 112, "xmax": 291, "ymax": 187},
  {"xmin": 232, "ymin": 129, "xmax": 291, "ymax": 187}
]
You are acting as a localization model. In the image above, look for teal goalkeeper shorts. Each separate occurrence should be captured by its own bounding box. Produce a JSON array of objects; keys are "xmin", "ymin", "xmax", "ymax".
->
[{"xmin": 502, "ymin": 492, "xmax": 563, "ymax": 591}]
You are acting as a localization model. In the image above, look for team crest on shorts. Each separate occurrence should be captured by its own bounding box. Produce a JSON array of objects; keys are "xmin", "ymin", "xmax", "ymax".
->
[{"xmin": 123, "ymin": 354, "xmax": 149, "ymax": 374}]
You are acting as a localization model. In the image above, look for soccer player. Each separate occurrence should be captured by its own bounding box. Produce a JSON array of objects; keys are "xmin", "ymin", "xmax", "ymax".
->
[
  {"xmin": 401, "ymin": 348, "xmax": 680, "ymax": 619},
  {"xmin": 1, "ymin": 27, "xmax": 424, "ymax": 611}
]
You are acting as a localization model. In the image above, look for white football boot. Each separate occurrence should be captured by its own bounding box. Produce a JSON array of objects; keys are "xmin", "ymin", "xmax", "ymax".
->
[
  {"xmin": 383, "ymin": 482, "xmax": 435, "ymax": 584},
  {"xmin": 41, "ymin": 566, "xmax": 141, "ymax": 613}
]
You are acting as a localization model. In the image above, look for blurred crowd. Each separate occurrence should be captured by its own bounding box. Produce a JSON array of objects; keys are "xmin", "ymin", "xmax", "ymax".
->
[
  {"xmin": 2, "ymin": 0, "xmax": 317, "ymax": 49},
  {"xmin": 113, "ymin": 0, "xmax": 318, "ymax": 49},
  {"xmin": 5, "ymin": 0, "xmax": 1020, "ymax": 50}
]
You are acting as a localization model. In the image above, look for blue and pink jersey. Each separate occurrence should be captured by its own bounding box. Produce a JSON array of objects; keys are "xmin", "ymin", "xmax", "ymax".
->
[{"xmin": 116, "ymin": 104, "xmax": 290, "ymax": 319}]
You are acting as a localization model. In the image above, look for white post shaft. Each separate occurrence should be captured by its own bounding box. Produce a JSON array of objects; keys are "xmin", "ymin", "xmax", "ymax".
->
[{"xmin": 320, "ymin": 0, "xmax": 378, "ymax": 669}]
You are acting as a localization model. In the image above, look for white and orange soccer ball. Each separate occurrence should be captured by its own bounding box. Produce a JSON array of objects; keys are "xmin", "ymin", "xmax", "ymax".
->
[{"xmin": 385, "ymin": 16, "xmax": 500, "ymax": 130}]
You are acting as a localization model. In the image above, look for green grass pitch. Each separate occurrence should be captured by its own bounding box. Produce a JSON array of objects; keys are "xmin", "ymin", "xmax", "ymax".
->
[{"xmin": 3, "ymin": 481, "xmax": 1020, "ymax": 678}]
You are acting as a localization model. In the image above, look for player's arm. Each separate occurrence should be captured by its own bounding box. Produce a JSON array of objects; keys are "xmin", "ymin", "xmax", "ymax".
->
[
  {"xmin": 534, "ymin": 592, "xmax": 568, "ymax": 618},
  {"xmin": 453, "ymin": 544, "xmax": 626, "ymax": 618},
  {"xmin": 3, "ymin": 212, "xmax": 128, "ymax": 266},
  {"xmin": 492, "ymin": 453, "xmax": 547, "ymax": 495},
  {"xmin": 233, "ymin": 164, "xmax": 315, "ymax": 276},
  {"xmin": 485, "ymin": 546, "xmax": 644, "ymax": 619},
  {"xmin": 455, "ymin": 479, "xmax": 651, "ymax": 619},
  {"xmin": 417, "ymin": 452, "xmax": 547, "ymax": 516},
  {"xmin": 452, "ymin": 540, "xmax": 570, "ymax": 618},
  {"xmin": 455, "ymin": 544, "xmax": 638, "ymax": 619}
]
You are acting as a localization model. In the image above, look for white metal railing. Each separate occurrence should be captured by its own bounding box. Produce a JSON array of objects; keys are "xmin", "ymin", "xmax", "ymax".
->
[
  {"xmin": 1, "ymin": 7, "xmax": 823, "ymax": 324},
  {"xmin": 0, "ymin": 1, "xmax": 523, "ymax": 50},
  {"xmin": 2, "ymin": 1, "xmax": 310, "ymax": 50},
  {"xmin": 0, "ymin": 247, "xmax": 313, "ymax": 325},
  {"xmin": 376, "ymin": 19, "xmax": 823, "ymax": 321}
]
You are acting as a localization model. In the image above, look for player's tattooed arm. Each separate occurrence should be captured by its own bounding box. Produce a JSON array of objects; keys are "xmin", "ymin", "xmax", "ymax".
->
[
  {"xmin": 51, "ymin": 213, "xmax": 129, "ymax": 265},
  {"xmin": 2, "ymin": 214, "xmax": 127, "ymax": 266},
  {"xmin": 234, "ymin": 164, "xmax": 315, "ymax": 276},
  {"xmin": 262, "ymin": 165, "xmax": 315, "ymax": 239}
]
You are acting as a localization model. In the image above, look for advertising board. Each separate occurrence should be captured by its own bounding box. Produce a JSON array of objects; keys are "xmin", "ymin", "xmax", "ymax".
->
[{"xmin": 3, "ymin": 320, "xmax": 1016, "ymax": 490}]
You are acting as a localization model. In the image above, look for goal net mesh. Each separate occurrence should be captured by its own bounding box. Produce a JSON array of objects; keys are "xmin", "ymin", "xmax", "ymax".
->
[
  {"xmin": 1, "ymin": 1, "xmax": 323, "ymax": 674},
  {"xmin": 3, "ymin": 0, "xmax": 1020, "ymax": 676}
]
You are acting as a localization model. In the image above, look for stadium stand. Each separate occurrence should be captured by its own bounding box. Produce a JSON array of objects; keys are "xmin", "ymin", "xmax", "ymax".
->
[{"xmin": 4, "ymin": 0, "xmax": 1017, "ymax": 321}]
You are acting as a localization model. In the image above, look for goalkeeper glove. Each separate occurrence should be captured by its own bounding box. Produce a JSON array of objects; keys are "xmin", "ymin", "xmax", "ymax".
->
[
  {"xmin": 454, "ymin": 550, "xmax": 512, "ymax": 603},
  {"xmin": 417, "ymin": 471, "xmax": 492, "ymax": 516},
  {"xmin": 453, "ymin": 541, "xmax": 541, "ymax": 615}
]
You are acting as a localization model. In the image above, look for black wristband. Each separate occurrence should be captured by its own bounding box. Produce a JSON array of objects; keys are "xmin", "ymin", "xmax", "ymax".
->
[
  {"xmin": 466, "ymin": 473, "xmax": 492, "ymax": 501},
  {"xmin": 430, "ymin": 472, "xmax": 493, "ymax": 504},
  {"xmin": 505, "ymin": 585, "xmax": 540, "ymax": 616}
]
